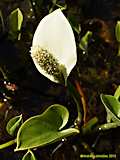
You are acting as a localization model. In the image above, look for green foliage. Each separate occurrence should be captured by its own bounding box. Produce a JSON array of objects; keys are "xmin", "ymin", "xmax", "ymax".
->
[
  {"xmin": 101, "ymin": 94, "xmax": 120, "ymax": 122},
  {"xmin": 22, "ymin": 150, "xmax": 36, "ymax": 160},
  {"xmin": 49, "ymin": 0, "xmax": 67, "ymax": 13},
  {"xmin": 79, "ymin": 31, "xmax": 92, "ymax": 51},
  {"xmin": 8, "ymin": 8, "xmax": 23, "ymax": 40},
  {"xmin": 115, "ymin": 21, "xmax": 120, "ymax": 56},
  {"xmin": 115, "ymin": 21, "xmax": 120, "ymax": 43},
  {"xmin": 99, "ymin": 122, "xmax": 120, "ymax": 131},
  {"xmin": 100, "ymin": 87, "xmax": 120, "ymax": 130},
  {"xmin": 15, "ymin": 104, "xmax": 79, "ymax": 151},
  {"xmin": 6, "ymin": 114, "xmax": 23, "ymax": 136},
  {"xmin": 114, "ymin": 85, "xmax": 120, "ymax": 100},
  {"xmin": 0, "ymin": 1, "xmax": 120, "ymax": 159}
]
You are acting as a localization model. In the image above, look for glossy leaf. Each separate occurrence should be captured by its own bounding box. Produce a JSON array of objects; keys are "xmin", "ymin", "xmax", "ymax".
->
[
  {"xmin": 99, "ymin": 122, "xmax": 120, "ymax": 131},
  {"xmin": 114, "ymin": 85, "xmax": 120, "ymax": 100},
  {"xmin": 15, "ymin": 104, "xmax": 79, "ymax": 151},
  {"xmin": 6, "ymin": 115, "xmax": 23, "ymax": 136},
  {"xmin": 100, "ymin": 94, "xmax": 120, "ymax": 123},
  {"xmin": 22, "ymin": 150, "xmax": 36, "ymax": 160},
  {"xmin": 115, "ymin": 21, "xmax": 120, "ymax": 43},
  {"xmin": 8, "ymin": 8, "xmax": 23, "ymax": 39}
]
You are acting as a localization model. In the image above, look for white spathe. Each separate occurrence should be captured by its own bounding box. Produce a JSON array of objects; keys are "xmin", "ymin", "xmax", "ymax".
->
[{"xmin": 31, "ymin": 9, "xmax": 77, "ymax": 83}]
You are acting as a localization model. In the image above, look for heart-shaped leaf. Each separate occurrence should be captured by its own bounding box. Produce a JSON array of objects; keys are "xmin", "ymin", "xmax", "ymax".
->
[
  {"xmin": 22, "ymin": 150, "xmax": 36, "ymax": 160},
  {"xmin": 100, "ymin": 94, "xmax": 120, "ymax": 123},
  {"xmin": 15, "ymin": 104, "xmax": 79, "ymax": 151},
  {"xmin": 6, "ymin": 114, "xmax": 23, "ymax": 136}
]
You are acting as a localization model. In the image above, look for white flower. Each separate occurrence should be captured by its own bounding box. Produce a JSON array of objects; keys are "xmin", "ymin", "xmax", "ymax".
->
[{"xmin": 31, "ymin": 9, "xmax": 77, "ymax": 84}]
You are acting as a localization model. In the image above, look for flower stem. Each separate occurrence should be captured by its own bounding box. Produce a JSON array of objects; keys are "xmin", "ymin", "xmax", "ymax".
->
[
  {"xmin": 72, "ymin": 93, "xmax": 82, "ymax": 125},
  {"xmin": 67, "ymin": 81, "xmax": 82, "ymax": 127},
  {"xmin": 0, "ymin": 139, "xmax": 16, "ymax": 150},
  {"xmin": 74, "ymin": 80, "xmax": 87, "ymax": 125}
]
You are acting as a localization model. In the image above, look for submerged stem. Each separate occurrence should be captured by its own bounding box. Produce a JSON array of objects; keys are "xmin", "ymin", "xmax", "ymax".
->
[{"xmin": 0, "ymin": 139, "xmax": 16, "ymax": 150}]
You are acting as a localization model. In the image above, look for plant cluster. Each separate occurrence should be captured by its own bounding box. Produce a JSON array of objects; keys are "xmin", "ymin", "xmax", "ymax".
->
[{"xmin": 0, "ymin": 1, "xmax": 120, "ymax": 160}]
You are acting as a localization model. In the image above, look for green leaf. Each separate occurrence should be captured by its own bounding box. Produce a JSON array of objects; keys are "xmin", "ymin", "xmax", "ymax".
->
[
  {"xmin": 6, "ymin": 115, "xmax": 23, "ymax": 136},
  {"xmin": 100, "ymin": 94, "xmax": 120, "ymax": 123},
  {"xmin": 8, "ymin": 8, "xmax": 23, "ymax": 40},
  {"xmin": 115, "ymin": 21, "xmax": 120, "ymax": 43},
  {"xmin": 114, "ymin": 86, "xmax": 120, "ymax": 100},
  {"xmin": 15, "ymin": 104, "xmax": 79, "ymax": 151},
  {"xmin": 79, "ymin": 31, "xmax": 92, "ymax": 51},
  {"xmin": 99, "ymin": 122, "xmax": 120, "ymax": 131},
  {"xmin": 22, "ymin": 150, "xmax": 36, "ymax": 160}
]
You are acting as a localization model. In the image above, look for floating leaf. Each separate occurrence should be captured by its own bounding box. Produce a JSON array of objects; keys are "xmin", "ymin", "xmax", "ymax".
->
[
  {"xmin": 15, "ymin": 104, "xmax": 79, "ymax": 151},
  {"xmin": 100, "ymin": 94, "xmax": 120, "ymax": 123},
  {"xmin": 6, "ymin": 115, "xmax": 23, "ymax": 136},
  {"xmin": 8, "ymin": 8, "xmax": 23, "ymax": 40},
  {"xmin": 22, "ymin": 150, "xmax": 36, "ymax": 160},
  {"xmin": 114, "ymin": 85, "xmax": 120, "ymax": 100}
]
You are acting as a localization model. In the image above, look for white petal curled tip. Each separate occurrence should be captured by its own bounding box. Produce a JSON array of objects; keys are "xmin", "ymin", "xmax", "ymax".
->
[{"xmin": 31, "ymin": 9, "xmax": 77, "ymax": 83}]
